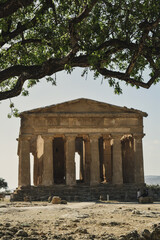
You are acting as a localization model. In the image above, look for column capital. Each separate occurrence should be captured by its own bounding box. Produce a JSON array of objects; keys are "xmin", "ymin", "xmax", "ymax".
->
[
  {"xmin": 103, "ymin": 134, "xmax": 112, "ymax": 141},
  {"xmin": 89, "ymin": 134, "xmax": 101, "ymax": 140},
  {"xmin": 42, "ymin": 135, "xmax": 54, "ymax": 141},
  {"xmin": 111, "ymin": 134, "xmax": 123, "ymax": 140},
  {"xmin": 82, "ymin": 135, "xmax": 90, "ymax": 142},
  {"xmin": 133, "ymin": 133, "xmax": 145, "ymax": 139},
  {"xmin": 65, "ymin": 134, "xmax": 76, "ymax": 140},
  {"xmin": 19, "ymin": 135, "xmax": 32, "ymax": 141},
  {"xmin": 121, "ymin": 134, "xmax": 132, "ymax": 141}
]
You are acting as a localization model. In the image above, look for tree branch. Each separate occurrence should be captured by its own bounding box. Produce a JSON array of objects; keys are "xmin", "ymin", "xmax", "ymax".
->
[
  {"xmin": 2, "ymin": 38, "xmax": 47, "ymax": 54},
  {"xmin": 0, "ymin": 75, "xmax": 27, "ymax": 100},
  {"xmin": 146, "ymin": 70, "xmax": 160, "ymax": 88},
  {"xmin": 68, "ymin": 0, "xmax": 99, "ymax": 57},
  {"xmin": 0, "ymin": 0, "xmax": 33, "ymax": 18},
  {"xmin": 95, "ymin": 39, "xmax": 137, "ymax": 52},
  {"xmin": 96, "ymin": 66, "xmax": 160, "ymax": 89},
  {"xmin": 71, "ymin": 0, "xmax": 98, "ymax": 24},
  {"xmin": 0, "ymin": 65, "xmax": 42, "ymax": 84},
  {"xmin": 126, "ymin": 18, "xmax": 160, "ymax": 76},
  {"xmin": 0, "ymin": 1, "xmax": 51, "ymax": 47},
  {"xmin": 1, "ymin": 50, "xmax": 160, "ymax": 101},
  {"xmin": 126, "ymin": 31, "xmax": 149, "ymax": 76},
  {"xmin": 0, "ymin": 59, "xmax": 65, "ymax": 100}
]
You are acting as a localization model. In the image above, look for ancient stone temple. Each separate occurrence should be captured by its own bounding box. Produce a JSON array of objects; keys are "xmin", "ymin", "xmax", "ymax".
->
[{"xmin": 14, "ymin": 98, "xmax": 148, "ymax": 201}]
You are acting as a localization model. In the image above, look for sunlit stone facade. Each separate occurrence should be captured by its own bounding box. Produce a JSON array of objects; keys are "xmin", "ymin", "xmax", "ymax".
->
[{"xmin": 17, "ymin": 98, "xmax": 147, "ymax": 188}]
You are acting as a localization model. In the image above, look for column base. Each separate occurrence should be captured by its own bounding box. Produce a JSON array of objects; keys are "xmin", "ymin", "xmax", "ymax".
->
[
  {"xmin": 90, "ymin": 181, "xmax": 100, "ymax": 186},
  {"xmin": 66, "ymin": 181, "xmax": 76, "ymax": 186}
]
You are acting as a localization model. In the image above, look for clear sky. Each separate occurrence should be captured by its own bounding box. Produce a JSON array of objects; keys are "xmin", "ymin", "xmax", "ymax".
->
[{"xmin": 0, "ymin": 68, "xmax": 160, "ymax": 190}]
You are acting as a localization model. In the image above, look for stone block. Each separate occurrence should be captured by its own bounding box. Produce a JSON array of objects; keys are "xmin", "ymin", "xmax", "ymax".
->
[
  {"xmin": 48, "ymin": 196, "xmax": 52, "ymax": 203},
  {"xmin": 61, "ymin": 200, "xmax": 67, "ymax": 204},
  {"xmin": 51, "ymin": 196, "xmax": 61, "ymax": 204},
  {"xmin": 139, "ymin": 196, "xmax": 153, "ymax": 203}
]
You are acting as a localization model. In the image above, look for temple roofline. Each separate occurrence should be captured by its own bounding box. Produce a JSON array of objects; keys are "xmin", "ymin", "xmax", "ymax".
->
[{"xmin": 20, "ymin": 98, "xmax": 148, "ymax": 117}]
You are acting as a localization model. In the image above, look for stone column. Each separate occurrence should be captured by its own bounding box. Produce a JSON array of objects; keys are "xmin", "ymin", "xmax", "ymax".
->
[
  {"xmin": 103, "ymin": 136, "xmax": 112, "ymax": 182},
  {"xmin": 80, "ymin": 151, "xmax": 84, "ymax": 181},
  {"xmin": 65, "ymin": 135, "xmax": 76, "ymax": 186},
  {"xmin": 90, "ymin": 135, "xmax": 100, "ymax": 185},
  {"xmin": 42, "ymin": 136, "xmax": 53, "ymax": 186},
  {"xmin": 84, "ymin": 137, "xmax": 91, "ymax": 184},
  {"xmin": 134, "ymin": 134, "xmax": 144, "ymax": 184},
  {"xmin": 18, "ymin": 136, "xmax": 31, "ymax": 187},
  {"xmin": 112, "ymin": 135, "xmax": 123, "ymax": 184}
]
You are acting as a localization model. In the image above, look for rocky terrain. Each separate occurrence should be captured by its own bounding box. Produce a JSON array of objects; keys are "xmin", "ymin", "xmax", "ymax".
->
[{"xmin": 0, "ymin": 200, "xmax": 160, "ymax": 239}]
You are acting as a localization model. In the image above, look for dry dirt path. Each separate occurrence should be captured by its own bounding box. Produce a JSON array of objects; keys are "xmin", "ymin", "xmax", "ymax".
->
[{"xmin": 0, "ymin": 201, "xmax": 160, "ymax": 239}]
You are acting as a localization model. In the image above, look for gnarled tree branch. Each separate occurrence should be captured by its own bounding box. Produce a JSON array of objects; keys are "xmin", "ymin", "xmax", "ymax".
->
[
  {"xmin": 96, "ymin": 66, "xmax": 160, "ymax": 89},
  {"xmin": 0, "ymin": 1, "xmax": 52, "ymax": 47},
  {"xmin": 0, "ymin": 0, "xmax": 33, "ymax": 18}
]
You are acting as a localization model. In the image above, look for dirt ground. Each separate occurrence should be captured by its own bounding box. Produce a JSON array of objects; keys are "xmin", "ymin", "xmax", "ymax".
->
[{"xmin": 0, "ymin": 200, "xmax": 160, "ymax": 239}]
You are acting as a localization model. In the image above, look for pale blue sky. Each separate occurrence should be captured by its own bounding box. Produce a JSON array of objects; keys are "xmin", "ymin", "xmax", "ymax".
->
[{"xmin": 0, "ymin": 68, "xmax": 160, "ymax": 189}]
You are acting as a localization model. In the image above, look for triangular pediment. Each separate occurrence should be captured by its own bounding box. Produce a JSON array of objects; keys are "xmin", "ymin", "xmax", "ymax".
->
[{"xmin": 21, "ymin": 98, "xmax": 147, "ymax": 117}]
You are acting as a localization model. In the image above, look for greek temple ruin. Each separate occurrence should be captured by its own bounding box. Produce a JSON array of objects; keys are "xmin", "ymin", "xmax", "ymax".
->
[{"xmin": 14, "ymin": 98, "xmax": 148, "ymax": 201}]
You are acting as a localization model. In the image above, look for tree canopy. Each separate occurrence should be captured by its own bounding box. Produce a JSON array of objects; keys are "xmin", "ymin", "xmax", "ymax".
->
[
  {"xmin": 0, "ymin": 178, "xmax": 8, "ymax": 190},
  {"xmin": 0, "ymin": 0, "xmax": 160, "ymax": 101}
]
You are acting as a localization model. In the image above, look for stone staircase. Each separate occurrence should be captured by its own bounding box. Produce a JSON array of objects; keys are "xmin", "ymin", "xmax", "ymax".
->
[{"xmin": 12, "ymin": 183, "xmax": 145, "ymax": 202}]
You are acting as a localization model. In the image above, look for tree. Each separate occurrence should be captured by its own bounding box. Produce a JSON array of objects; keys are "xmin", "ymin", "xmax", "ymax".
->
[
  {"xmin": 0, "ymin": 0, "xmax": 160, "ymax": 101},
  {"xmin": 0, "ymin": 178, "xmax": 8, "ymax": 190}
]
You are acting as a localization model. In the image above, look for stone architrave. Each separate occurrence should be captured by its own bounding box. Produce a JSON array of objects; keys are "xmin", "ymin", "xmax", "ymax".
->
[
  {"xmin": 65, "ymin": 135, "xmax": 76, "ymax": 186},
  {"xmin": 112, "ymin": 135, "xmax": 123, "ymax": 184},
  {"xmin": 18, "ymin": 136, "xmax": 31, "ymax": 187},
  {"xmin": 103, "ymin": 136, "xmax": 112, "ymax": 182},
  {"xmin": 42, "ymin": 136, "xmax": 53, "ymax": 186},
  {"xmin": 134, "ymin": 134, "xmax": 144, "ymax": 184},
  {"xmin": 90, "ymin": 135, "xmax": 100, "ymax": 185}
]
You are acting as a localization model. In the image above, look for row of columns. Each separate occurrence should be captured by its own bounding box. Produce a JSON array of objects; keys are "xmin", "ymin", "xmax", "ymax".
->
[{"xmin": 18, "ymin": 133, "xmax": 144, "ymax": 187}]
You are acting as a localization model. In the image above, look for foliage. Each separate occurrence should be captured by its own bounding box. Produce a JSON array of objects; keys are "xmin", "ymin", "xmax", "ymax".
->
[
  {"xmin": 0, "ymin": 0, "xmax": 160, "ymax": 101},
  {"xmin": 0, "ymin": 178, "xmax": 8, "ymax": 190}
]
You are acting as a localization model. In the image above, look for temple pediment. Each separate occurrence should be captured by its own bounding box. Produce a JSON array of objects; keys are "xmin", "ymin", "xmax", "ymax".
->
[{"xmin": 21, "ymin": 98, "xmax": 147, "ymax": 117}]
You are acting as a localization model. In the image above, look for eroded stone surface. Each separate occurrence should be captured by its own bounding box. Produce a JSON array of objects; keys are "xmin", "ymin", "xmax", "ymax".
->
[{"xmin": 15, "ymin": 99, "xmax": 147, "ymax": 201}]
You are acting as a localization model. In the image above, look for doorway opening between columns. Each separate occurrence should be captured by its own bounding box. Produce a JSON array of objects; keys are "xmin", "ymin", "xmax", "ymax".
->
[
  {"xmin": 53, "ymin": 137, "xmax": 65, "ymax": 184},
  {"xmin": 30, "ymin": 153, "xmax": 34, "ymax": 186},
  {"xmin": 75, "ymin": 137, "xmax": 85, "ymax": 183}
]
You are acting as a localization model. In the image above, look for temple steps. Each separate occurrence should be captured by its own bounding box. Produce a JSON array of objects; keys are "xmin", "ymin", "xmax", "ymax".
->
[{"xmin": 12, "ymin": 183, "xmax": 145, "ymax": 202}]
